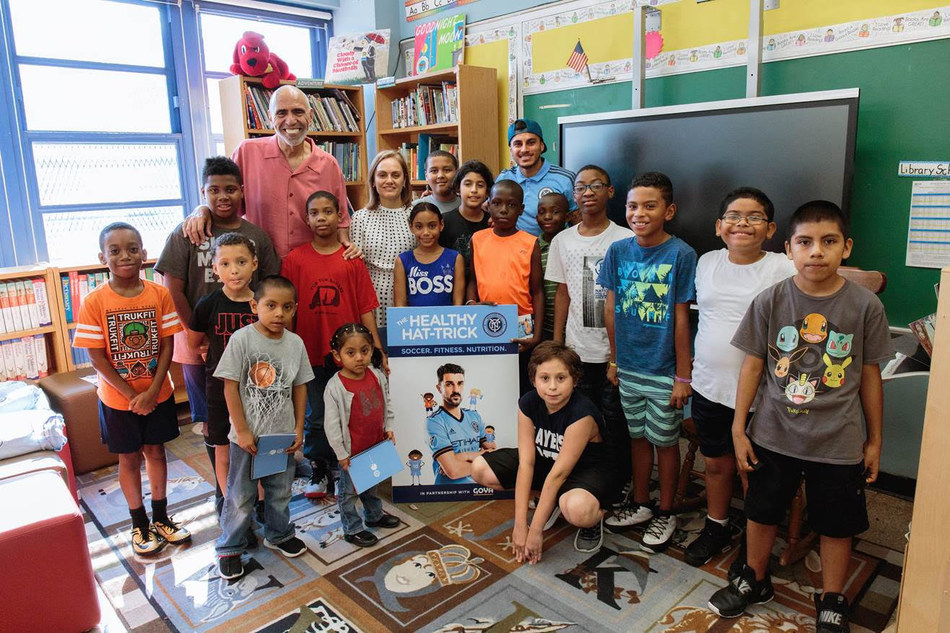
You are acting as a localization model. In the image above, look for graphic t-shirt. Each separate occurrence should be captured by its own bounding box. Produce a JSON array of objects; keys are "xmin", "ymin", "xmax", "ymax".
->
[
  {"xmin": 73, "ymin": 280, "xmax": 182, "ymax": 410},
  {"xmin": 213, "ymin": 324, "xmax": 314, "ymax": 440},
  {"xmin": 281, "ymin": 244, "xmax": 379, "ymax": 365},
  {"xmin": 398, "ymin": 248, "xmax": 458, "ymax": 307},
  {"xmin": 597, "ymin": 236, "xmax": 697, "ymax": 375},
  {"xmin": 427, "ymin": 406, "xmax": 486, "ymax": 485},
  {"xmin": 519, "ymin": 390, "xmax": 608, "ymax": 465},
  {"xmin": 413, "ymin": 194, "xmax": 461, "ymax": 215},
  {"xmin": 154, "ymin": 219, "xmax": 279, "ymax": 364},
  {"xmin": 732, "ymin": 277, "xmax": 894, "ymax": 464},
  {"xmin": 545, "ymin": 222, "xmax": 633, "ymax": 362},
  {"xmin": 693, "ymin": 249, "xmax": 796, "ymax": 408},
  {"xmin": 188, "ymin": 288, "xmax": 257, "ymax": 374},
  {"xmin": 439, "ymin": 209, "xmax": 490, "ymax": 279},
  {"xmin": 340, "ymin": 370, "xmax": 385, "ymax": 455}
]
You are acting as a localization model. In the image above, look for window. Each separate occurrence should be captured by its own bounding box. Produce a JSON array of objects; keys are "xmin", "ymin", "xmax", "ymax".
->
[
  {"xmin": 198, "ymin": 9, "xmax": 327, "ymax": 159},
  {"xmin": 5, "ymin": 0, "xmax": 185, "ymax": 265}
]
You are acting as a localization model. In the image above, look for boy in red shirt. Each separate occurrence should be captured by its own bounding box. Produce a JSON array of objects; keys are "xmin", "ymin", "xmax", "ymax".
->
[
  {"xmin": 74, "ymin": 222, "xmax": 191, "ymax": 556},
  {"xmin": 281, "ymin": 191, "xmax": 384, "ymax": 498}
]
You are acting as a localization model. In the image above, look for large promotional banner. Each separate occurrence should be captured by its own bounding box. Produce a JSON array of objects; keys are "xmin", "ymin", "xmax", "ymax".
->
[{"xmin": 387, "ymin": 305, "xmax": 519, "ymax": 503}]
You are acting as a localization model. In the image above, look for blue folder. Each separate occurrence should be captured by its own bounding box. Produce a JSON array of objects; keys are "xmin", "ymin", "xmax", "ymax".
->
[
  {"xmin": 348, "ymin": 440, "xmax": 404, "ymax": 494},
  {"xmin": 251, "ymin": 433, "xmax": 296, "ymax": 479}
]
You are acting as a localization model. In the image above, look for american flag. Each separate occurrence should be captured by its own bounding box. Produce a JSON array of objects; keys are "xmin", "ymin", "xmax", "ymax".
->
[{"xmin": 567, "ymin": 40, "xmax": 588, "ymax": 73}]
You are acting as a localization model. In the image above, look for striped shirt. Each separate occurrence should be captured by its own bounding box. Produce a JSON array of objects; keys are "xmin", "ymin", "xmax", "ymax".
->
[{"xmin": 74, "ymin": 279, "xmax": 182, "ymax": 410}]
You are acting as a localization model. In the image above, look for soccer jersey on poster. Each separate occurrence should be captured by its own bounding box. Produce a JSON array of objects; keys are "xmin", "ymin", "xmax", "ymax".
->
[{"xmin": 427, "ymin": 406, "xmax": 486, "ymax": 485}]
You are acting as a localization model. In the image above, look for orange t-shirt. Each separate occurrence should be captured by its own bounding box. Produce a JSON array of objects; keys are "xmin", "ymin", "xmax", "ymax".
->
[
  {"xmin": 471, "ymin": 228, "xmax": 536, "ymax": 316},
  {"xmin": 74, "ymin": 280, "xmax": 183, "ymax": 410}
]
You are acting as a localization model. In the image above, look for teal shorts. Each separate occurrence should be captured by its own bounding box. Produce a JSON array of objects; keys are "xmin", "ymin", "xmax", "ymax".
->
[{"xmin": 617, "ymin": 368, "xmax": 682, "ymax": 447}]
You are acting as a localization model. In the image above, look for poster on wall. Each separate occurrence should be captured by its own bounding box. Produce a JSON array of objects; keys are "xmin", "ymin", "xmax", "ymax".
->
[
  {"xmin": 325, "ymin": 30, "xmax": 391, "ymax": 85},
  {"xmin": 405, "ymin": 0, "xmax": 481, "ymax": 23},
  {"xmin": 412, "ymin": 13, "xmax": 465, "ymax": 76},
  {"xmin": 387, "ymin": 305, "xmax": 519, "ymax": 503}
]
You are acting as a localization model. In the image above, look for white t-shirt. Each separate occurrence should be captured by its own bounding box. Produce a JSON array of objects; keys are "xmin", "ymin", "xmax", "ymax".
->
[
  {"xmin": 545, "ymin": 222, "xmax": 633, "ymax": 363},
  {"xmin": 693, "ymin": 249, "xmax": 797, "ymax": 408}
]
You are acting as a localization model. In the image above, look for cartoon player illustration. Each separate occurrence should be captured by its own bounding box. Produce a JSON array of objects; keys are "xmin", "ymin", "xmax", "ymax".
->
[
  {"xmin": 427, "ymin": 363, "xmax": 490, "ymax": 485},
  {"xmin": 767, "ymin": 38, "xmax": 776, "ymax": 51},
  {"xmin": 467, "ymin": 388, "xmax": 483, "ymax": 411},
  {"xmin": 422, "ymin": 392, "xmax": 437, "ymax": 417},
  {"xmin": 713, "ymin": 45, "xmax": 722, "ymax": 59},
  {"xmin": 483, "ymin": 425, "xmax": 496, "ymax": 451},
  {"xmin": 123, "ymin": 321, "xmax": 148, "ymax": 349},
  {"xmin": 859, "ymin": 24, "xmax": 870, "ymax": 37},
  {"xmin": 821, "ymin": 354, "xmax": 852, "ymax": 388},
  {"xmin": 406, "ymin": 449, "xmax": 425, "ymax": 485},
  {"xmin": 930, "ymin": 11, "xmax": 943, "ymax": 27}
]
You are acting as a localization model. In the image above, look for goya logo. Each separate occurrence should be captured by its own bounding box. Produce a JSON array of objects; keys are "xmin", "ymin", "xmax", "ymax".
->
[{"xmin": 482, "ymin": 312, "xmax": 507, "ymax": 337}]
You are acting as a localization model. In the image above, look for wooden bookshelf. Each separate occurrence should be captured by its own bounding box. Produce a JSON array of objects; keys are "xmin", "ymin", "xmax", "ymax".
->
[
  {"xmin": 219, "ymin": 75, "xmax": 369, "ymax": 210},
  {"xmin": 375, "ymin": 65, "xmax": 498, "ymax": 189},
  {"xmin": 0, "ymin": 265, "xmax": 69, "ymax": 382}
]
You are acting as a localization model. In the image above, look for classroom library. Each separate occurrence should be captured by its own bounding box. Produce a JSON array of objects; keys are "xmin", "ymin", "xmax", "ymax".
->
[{"xmin": 0, "ymin": 1, "xmax": 947, "ymax": 632}]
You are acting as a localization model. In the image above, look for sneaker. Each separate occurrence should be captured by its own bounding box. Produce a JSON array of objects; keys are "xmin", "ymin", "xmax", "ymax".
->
[
  {"xmin": 264, "ymin": 536, "xmax": 307, "ymax": 558},
  {"xmin": 606, "ymin": 500, "xmax": 654, "ymax": 531},
  {"xmin": 574, "ymin": 517, "xmax": 604, "ymax": 553},
  {"xmin": 304, "ymin": 472, "xmax": 330, "ymax": 499},
  {"xmin": 815, "ymin": 592, "xmax": 851, "ymax": 633},
  {"xmin": 365, "ymin": 513, "xmax": 400, "ymax": 529},
  {"xmin": 218, "ymin": 555, "xmax": 244, "ymax": 580},
  {"xmin": 684, "ymin": 518, "xmax": 732, "ymax": 567},
  {"xmin": 152, "ymin": 518, "xmax": 192, "ymax": 545},
  {"xmin": 707, "ymin": 564, "xmax": 774, "ymax": 618},
  {"xmin": 641, "ymin": 513, "xmax": 678, "ymax": 553},
  {"xmin": 528, "ymin": 496, "xmax": 538, "ymax": 510},
  {"xmin": 612, "ymin": 480, "xmax": 633, "ymax": 509},
  {"xmin": 131, "ymin": 525, "xmax": 167, "ymax": 556},
  {"xmin": 344, "ymin": 530, "xmax": 379, "ymax": 548},
  {"xmin": 542, "ymin": 506, "xmax": 561, "ymax": 531}
]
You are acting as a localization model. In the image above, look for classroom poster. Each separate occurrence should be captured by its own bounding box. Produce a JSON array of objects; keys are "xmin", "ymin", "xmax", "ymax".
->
[
  {"xmin": 387, "ymin": 305, "xmax": 519, "ymax": 503},
  {"xmin": 906, "ymin": 179, "xmax": 950, "ymax": 269},
  {"xmin": 412, "ymin": 13, "xmax": 465, "ymax": 75},
  {"xmin": 325, "ymin": 30, "xmax": 390, "ymax": 84}
]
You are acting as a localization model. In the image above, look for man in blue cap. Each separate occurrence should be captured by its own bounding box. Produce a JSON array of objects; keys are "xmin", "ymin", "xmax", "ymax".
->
[{"xmin": 496, "ymin": 119, "xmax": 578, "ymax": 236}]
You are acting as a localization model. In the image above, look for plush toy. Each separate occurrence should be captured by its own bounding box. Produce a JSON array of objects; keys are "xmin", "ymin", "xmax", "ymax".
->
[{"xmin": 231, "ymin": 31, "xmax": 295, "ymax": 89}]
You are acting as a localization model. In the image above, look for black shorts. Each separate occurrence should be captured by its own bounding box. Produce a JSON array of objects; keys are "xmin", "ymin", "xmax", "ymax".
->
[
  {"xmin": 744, "ymin": 442, "xmax": 869, "ymax": 538},
  {"xmin": 690, "ymin": 390, "xmax": 737, "ymax": 458},
  {"xmin": 482, "ymin": 447, "xmax": 618, "ymax": 507},
  {"xmin": 206, "ymin": 376, "xmax": 231, "ymax": 446},
  {"xmin": 98, "ymin": 397, "xmax": 179, "ymax": 454}
]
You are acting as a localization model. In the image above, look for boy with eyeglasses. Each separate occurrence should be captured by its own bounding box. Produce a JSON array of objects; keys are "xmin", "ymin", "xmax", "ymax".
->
[
  {"xmin": 468, "ymin": 180, "xmax": 543, "ymax": 392},
  {"xmin": 546, "ymin": 166, "xmax": 633, "ymax": 510},
  {"xmin": 684, "ymin": 187, "xmax": 795, "ymax": 568}
]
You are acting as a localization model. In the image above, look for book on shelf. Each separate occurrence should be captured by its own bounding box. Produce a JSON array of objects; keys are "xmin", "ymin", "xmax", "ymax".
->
[
  {"xmin": 389, "ymin": 81, "xmax": 458, "ymax": 129},
  {"xmin": 415, "ymin": 134, "xmax": 458, "ymax": 180},
  {"xmin": 1, "ymin": 340, "xmax": 17, "ymax": 380},
  {"xmin": 32, "ymin": 279, "xmax": 52, "ymax": 327},
  {"xmin": 68, "ymin": 328, "xmax": 92, "ymax": 369},
  {"xmin": 397, "ymin": 142, "xmax": 418, "ymax": 178},
  {"xmin": 0, "ymin": 333, "xmax": 50, "ymax": 382},
  {"xmin": 315, "ymin": 141, "xmax": 361, "ymax": 182},
  {"xmin": 243, "ymin": 84, "xmax": 360, "ymax": 133}
]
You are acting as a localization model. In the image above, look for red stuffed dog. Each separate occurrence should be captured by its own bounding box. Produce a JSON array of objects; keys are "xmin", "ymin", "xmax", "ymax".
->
[{"xmin": 231, "ymin": 31, "xmax": 295, "ymax": 89}]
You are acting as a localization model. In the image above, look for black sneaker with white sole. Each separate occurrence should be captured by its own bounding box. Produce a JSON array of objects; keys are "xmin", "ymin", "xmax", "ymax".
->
[
  {"xmin": 574, "ymin": 517, "xmax": 604, "ymax": 553},
  {"xmin": 264, "ymin": 536, "xmax": 307, "ymax": 557},
  {"xmin": 707, "ymin": 564, "xmax": 774, "ymax": 618},
  {"xmin": 218, "ymin": 555, "xmax": 244, "ymax": 580},
  {"xmin": 815, "ymin": 592, "xmax": 851, "ymax": 633},
  {"xmin": 684, "ymin": 517, "xmax": 732, "ymax": 567}
]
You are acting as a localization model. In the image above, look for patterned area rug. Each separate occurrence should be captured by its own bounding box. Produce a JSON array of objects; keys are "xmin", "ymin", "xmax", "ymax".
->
[{"xmin": 80, "ymin": 424, "xmax": 902, "ymax": 632}]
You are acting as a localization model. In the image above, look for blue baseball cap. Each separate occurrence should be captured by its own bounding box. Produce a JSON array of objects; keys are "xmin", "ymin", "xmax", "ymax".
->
[{"xmin": 507, "ymin": 118, "xmax": 545, "ymax": 147}]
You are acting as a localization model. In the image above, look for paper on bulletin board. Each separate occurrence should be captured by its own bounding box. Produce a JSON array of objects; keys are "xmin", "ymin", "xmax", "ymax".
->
[{"xmin": 906, "ymin": 180, "xmax": 950, "ymax": 269}]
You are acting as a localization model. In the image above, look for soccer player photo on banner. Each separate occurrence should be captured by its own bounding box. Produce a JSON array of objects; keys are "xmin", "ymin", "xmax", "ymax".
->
[{"xmin": 387, "ymin": 305, "xmax": 519, "ymax": 503}]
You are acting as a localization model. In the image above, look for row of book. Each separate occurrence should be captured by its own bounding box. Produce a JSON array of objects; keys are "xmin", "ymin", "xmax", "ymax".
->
[
  {"xmin": 60, "ymin": 266, "xmax": 164, "ymax": 323},
  {"xmin": 0, "ymin": 334, "xmax": 49, "ymax": 382},
  {"xmin": 0, "ymin": 279, "xmax": 53, "ymax": 335},
  {"xmin": 395, "ymin": 133, "xmax": 460, "ymax": 181},
  {"xmin": 316, "ymin": 141, "xmax": 361, "ymax": 182},
  {"xmin": 389, "ymin": 81, "xmax": 459, "ymax": 129},
  {"xmin": 244, "ymin": 85, "xmax": 360, "ymax": 133},
  {"xmin": 67, "ymin": 329, "xmax": 91, "ymax": 369}
]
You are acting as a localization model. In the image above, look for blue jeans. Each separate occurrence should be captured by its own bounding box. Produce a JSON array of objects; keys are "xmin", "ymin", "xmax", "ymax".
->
[
  {"xmin": 181, "ymin": 363, "xmax": 208, "ymax": 423},
  {"xmin": 216, "ymin": 442, "xmax": 295, "ymax": 556},
  {"xmin": 337, "ymin": 467, "xmax": 383, "ymax": 536},
  {"xmin": 304, "ymin": 365, "xmax": 335, "ymax": 467}
]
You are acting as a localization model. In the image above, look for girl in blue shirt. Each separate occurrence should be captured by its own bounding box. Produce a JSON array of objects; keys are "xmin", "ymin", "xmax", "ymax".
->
[{"xmin": 394, "ymin": 202, "xmax": 465, "ymax": 307}]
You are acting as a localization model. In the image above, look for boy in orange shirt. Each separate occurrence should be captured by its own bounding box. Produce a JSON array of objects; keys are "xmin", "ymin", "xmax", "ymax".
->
[
  {"xmin": 468, "ymin": 180, "xmax": 543, "ymax": 392},
  {"xmin": 74, "ymin": 222, "xmax": 191, "ymax": 556}
]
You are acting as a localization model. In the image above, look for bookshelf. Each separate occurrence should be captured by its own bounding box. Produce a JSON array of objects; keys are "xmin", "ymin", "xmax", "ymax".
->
[
  {"xmin": 375, "ymin": 65, "xmax": 498, "ymax": 190},
  {"xmin": 0, "ymin": 266, "xmax": 68, "ymax": 382},
  {"xmin": 218, "ymin": 75, "xmax": 369, "ymax": 210}
]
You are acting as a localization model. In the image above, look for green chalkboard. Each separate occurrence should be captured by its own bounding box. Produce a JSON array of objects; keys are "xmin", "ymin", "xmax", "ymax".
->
[{"xmin": 524, "ymin": 39, "xmax": 950, "ymax": 327}]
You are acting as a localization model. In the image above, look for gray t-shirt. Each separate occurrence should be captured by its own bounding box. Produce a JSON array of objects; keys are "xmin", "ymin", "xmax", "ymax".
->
[
  {"xmin": 154, "ymin": 219, "xmax": 281, "ymax": 309},
  {"xmin": 732, "ymin": 277, "xmax": 894, "ymax": 464},
  {"xmin": 213, "ymin": 324, "xmax": 314, "ymax": 441},
  {"xmin": 412, "ymin": 194, "xmax": 461, "ymax": 214}
]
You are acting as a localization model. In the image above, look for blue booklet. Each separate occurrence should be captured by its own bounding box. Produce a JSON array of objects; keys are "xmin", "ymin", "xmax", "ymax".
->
[
  {"xmin": 251, "ymin": 433, "xmax": 296, "ymax": 479},
  {"xmin": 348, "ymin": 440, "xmax": 404, "ymax": 494}
]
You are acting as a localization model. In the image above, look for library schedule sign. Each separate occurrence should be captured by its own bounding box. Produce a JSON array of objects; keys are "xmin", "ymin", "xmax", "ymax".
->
[{"xmin": 387, "ymin": 305, "xmax": 518, "ymax": 503}]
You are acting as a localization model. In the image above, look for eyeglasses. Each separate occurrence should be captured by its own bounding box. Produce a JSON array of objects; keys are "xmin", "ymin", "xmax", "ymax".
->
[
  {"xmin": 488, "ymin": 199, "xmax": 521, "ymax": 211},
  {"xmin": 720, "ymin": 213, "xmax": 769, "ymax": 225},
  {"xmin": 572, "ymin": 183, "xmax": 609, "ymax": 194}
]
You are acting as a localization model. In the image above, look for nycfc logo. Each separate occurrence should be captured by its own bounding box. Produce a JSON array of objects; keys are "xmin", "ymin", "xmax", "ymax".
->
[
  {"xmin": 482, "ymin": 312, "xmax": 507, "ymax": 337},
  {"xmin": 538, "ymin": 187, "xmax": 554, "ymax": 199}
]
